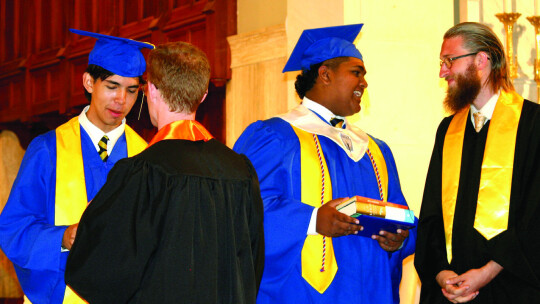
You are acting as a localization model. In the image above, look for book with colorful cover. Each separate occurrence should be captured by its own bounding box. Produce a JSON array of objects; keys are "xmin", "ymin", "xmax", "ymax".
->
[{"xmin": 336, "ymin": 196, "xmax": 417, "ymax": 237}]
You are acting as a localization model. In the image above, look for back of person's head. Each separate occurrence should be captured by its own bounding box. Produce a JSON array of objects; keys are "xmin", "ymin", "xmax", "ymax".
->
[
  {"xmin": 444, "ymin": 22, "xmax": 513, "ymax": 93},
  {"xmin": 147, "ymin": 42, "xmax": 210, "ymax": 113}
]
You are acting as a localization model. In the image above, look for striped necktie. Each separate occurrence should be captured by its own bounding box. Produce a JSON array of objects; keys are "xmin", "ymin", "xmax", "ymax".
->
[
  {"xmin": 330, "ymin": 117, "xmax": 344, "ymax": 128},
  {"xmin": 98, "ymin": 135, "xmax": 109, "ymax": 161}
]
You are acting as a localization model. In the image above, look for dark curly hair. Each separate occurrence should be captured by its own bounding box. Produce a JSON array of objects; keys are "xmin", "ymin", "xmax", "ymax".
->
[{"xmin": 294, "ymin": 57, "xmax": 350, "ymax": 99}]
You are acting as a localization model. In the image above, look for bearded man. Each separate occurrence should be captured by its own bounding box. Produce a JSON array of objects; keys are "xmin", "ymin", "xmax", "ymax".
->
[{"xmin": 414, "ymin": 22, "xmax": 540, "ymax": 303}]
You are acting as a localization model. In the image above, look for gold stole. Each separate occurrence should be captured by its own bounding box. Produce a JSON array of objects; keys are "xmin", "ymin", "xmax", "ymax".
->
[
  {"xmin": 442, "ymin": 90, "xmax": 523, "ymax": 263},
  {"xmin": 294, "ymin": 126, "xmax": 387, "ymax": 293},
  {"xmin": 55, "ymin": 117, "xmax": 146, "ymax": 303},
  {"xmin": 367, "ymin": 138, "xmax": 389, "ymax": 202}
]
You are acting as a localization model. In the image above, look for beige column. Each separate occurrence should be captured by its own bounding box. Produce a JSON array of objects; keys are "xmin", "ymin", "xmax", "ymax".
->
[
  {"xmin": 226, "ymin": 0, "xmax": 344, "ymax": 147},
  {"xmin": 225, "ymin": 24, "xmax": 289, "ymax": 146}
]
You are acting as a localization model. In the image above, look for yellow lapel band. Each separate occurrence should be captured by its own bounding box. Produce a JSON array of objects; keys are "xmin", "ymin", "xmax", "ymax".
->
[
  {"xmin": 367, "ymin": 137, "xmax": 388, "ymax": 202},
  {"xmin": 55, "ymin": 118, "xmax": 146, "ymax": 225},
  {"xmin": 293, "ymin": 126, "xmax": 337, "ymax": 294},
  {"xmin": 474, "ymin": 91, "xmax": 522, "ymax": 239},
  {"xmin": 55, "ymin": 117, "xmax": 86, "ymax": 226},
  {"xmin": 55, "ymin": 117, "xmax": 146, "ymax": 303},
  {"xmin": 125, "ymin": 124, "xmax": 148, "ymax": 156},
  {"xmin": 294, "ymin": 126, "xmax": 388, "ymax": 293},
  {"xmin": 442, "ymin": 90, "xmax": 522, "ymax": 263}
]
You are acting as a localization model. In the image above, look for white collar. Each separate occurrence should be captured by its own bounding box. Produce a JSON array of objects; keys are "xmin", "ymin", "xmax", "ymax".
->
[
  {"xmin": 78, "ymin": 105, "xmax": 126, "ymax": 153},
  {"xmin": 277, "ymin": 103, "xmax": 368, "ymax": 162},
  {"xmin": 470, "ymin": 90, "xmax": 500, "ymax": 125},
  {"xmin": 302, "ymin": 97, "xmax": 345, "ymax": 124}
]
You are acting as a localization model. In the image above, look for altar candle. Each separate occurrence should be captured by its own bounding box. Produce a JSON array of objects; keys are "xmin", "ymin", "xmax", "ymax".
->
[
  {"xmin": 535, "ymin": 0, "xmax": 538, "ymax": 16},
  {"xmin": 503, "ymin": 0, "xmax": 508, "ymax": 12}
]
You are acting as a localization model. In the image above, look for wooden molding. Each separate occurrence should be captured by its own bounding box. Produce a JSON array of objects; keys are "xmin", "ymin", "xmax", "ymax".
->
[{"xmin": 227, "ymin": 24, "xmax": 286, "ymax": 68}]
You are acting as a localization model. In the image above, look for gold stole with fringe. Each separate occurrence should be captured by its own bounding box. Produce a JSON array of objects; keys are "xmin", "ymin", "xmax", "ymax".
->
[
  {"xmin": 442, "ymin": 90, "xmax": 523, "ymax": 263},
  {"xmin": 294, "ymin": 125, "xmax": 388, "ymax": 293},
  {"xmin": 55, "ymin": 117, "xmax": 146, "ymax": 303}
]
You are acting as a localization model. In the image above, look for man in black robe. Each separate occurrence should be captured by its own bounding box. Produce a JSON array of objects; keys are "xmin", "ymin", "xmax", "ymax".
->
[
  {"xmin": 415, "ymin": 22, "xmax": 540, "ymax": 303},
  {"xmin": 65, "ymin": 41, "xmax": 265, "ymax": 304}
]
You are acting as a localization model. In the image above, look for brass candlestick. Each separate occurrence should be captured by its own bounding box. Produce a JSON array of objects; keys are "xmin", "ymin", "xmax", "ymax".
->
[
  {"xmin": 496, "ymin": 12, "xmax": 522, "ymax": 81},
  {"xmin": 527, "ymin": 16, "xmax": 540, "ymax": 102}
]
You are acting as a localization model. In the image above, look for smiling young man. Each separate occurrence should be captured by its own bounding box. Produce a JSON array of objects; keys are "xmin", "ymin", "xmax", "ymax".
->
[
  {"xmin": 64, "ymin": 41, "xmax": 264, "ymax": 304},
  {"xmin": 0, "ymin": 29, "xmax": 150, "ymax": 303},
  {"xmin": 415, "ymin": 22, "xmax": 540, "ymax": 303},
  {"xmin": 233, "ymin": 24, "xmax": 416, "ymax": 304}
]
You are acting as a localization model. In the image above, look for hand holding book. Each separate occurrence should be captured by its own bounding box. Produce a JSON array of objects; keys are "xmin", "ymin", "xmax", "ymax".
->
[
  {"xmin": 316, "ymin": 197, "xmax": 364, "ymax": 237},
  {"xmin": 372, "ymin": 228, "xmax": 409, "ymax": 252},
  {"xmin": 336, "ymin": 196, "xmax": 416, "ymax": 243}
]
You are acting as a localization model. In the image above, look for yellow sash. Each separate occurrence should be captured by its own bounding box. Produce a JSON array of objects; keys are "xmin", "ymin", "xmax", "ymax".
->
[
  {"xmin": 55, "ymin": 117, "xmax": 146, "ymax": 303},
  {"xmin": 367, "ymin": 137, "xmax": 388, "ymax": 202},
  {"xmin": 295, "ymin": 126, "xmax": 387, "ymax": 293},
  {"xmin": 442, "ymin": 90, "xmax": 523, "ymax": 263}
]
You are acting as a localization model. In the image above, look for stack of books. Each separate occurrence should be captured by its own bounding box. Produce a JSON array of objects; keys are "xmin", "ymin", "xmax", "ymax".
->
[{"xmin": 336, "ymin": 196, "xmax": 416, "ymax": 237}]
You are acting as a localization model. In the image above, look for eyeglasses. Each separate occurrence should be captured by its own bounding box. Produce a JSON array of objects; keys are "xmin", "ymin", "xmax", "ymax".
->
[{"xmin": 439, "ymin": 52, "xmax": 478, "ymax": 69}]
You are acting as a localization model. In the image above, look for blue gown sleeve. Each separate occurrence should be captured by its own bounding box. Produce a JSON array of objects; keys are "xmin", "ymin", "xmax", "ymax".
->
[
  {"xmin": 0, "ymin": 132, "xmax": 68, "ymax": 302},
  {"xmin": 375, "ymin": 138, "xmax": 417, "ymax": 256},
  {"xmin": 233, "ymin": 120, "xmax": 316, "ymax": 282},
  {"xmin": 373, "ymin": 137, "xmax": 417, "ymax": 304}
]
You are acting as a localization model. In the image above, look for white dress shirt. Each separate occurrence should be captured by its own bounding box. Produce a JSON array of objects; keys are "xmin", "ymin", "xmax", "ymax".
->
[{"xmin": 78, "ymin": 105, "xmax": 126, "ymax": 155}]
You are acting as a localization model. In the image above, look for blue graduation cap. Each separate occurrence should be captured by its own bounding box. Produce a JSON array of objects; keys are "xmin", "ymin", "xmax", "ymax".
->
[
  {"xmin": 70, "ymin": 29, "xmax": 154, "ymax": 77},
  {"xmin": 282, "ymin": 24, "xmax": 364, "ymax": 73}
]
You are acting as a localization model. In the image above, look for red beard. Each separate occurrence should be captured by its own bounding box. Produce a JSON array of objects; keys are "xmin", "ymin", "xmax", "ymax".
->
[{"xmin": 443, "ymin": 63, "xmax": 481, "ymax": 114}]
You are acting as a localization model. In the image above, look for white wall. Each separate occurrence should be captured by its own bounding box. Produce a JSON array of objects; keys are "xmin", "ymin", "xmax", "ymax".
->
[
  {"xmin": 344, "ymin": 1, "xmax": 455, "ymax": 303},
  {"xmin": 344, "ymin": 0, "xmax": 453, "ymax": 231}
]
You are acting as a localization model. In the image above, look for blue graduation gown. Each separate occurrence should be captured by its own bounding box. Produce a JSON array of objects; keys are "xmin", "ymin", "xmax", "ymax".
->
[
  {"xmin": 0, "ymin": 126, "xmax": 129, "ymax": 304},
  {"xmin": 234, "ymin": 116, "xmax": 416, "ymax": 304}
]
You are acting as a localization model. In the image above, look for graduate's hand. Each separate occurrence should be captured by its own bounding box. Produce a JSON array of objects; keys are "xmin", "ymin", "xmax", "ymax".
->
[
  {"xmin": 316, "ymin": 197, "xmax": 363, "ymax": 237},
  {"xmin": 372, "ymin": 229, "xmax": 408, "ymax": 252},
  {"xmin": 436, "ymin": 269, "xmax": 477, "ymax": 303},
  {"xmin": 62, "ymin": 223, "xmax": 78, "ymax": 250}
]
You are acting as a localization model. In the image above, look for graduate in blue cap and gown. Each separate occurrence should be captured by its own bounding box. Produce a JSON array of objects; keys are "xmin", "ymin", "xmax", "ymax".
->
[
  {"xmin": 64, "ymin": 41, "xmax": 264, "ymax": 304},
  {"xmin": 234, "ymin": 24, "xmax": 417, "ymax": 303},
  {"xmin": 0, "ymin": 29, "xmax": 152, "ymax": 303}
]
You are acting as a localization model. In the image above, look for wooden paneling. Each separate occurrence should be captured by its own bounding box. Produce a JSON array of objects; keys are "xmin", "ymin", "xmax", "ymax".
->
[
  {"xmin": 0, "ymin": 0, "xmax": 236, "ymax": 144},
  {"xmin": 0, "ymin": 74, "xmax": 25, "ymax": 123},
  {"xmin": 225, "ymin": 24, "xmax": 288, "ymax": 146}
]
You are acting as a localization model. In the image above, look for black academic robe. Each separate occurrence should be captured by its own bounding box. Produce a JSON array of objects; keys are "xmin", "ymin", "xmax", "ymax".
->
[
  {"xmin": 415, "ymin": 100, "xmax": 540, "ymax": 303},
  {"xmin": 65, "ymin": 139, "xmax": 265, "ymax": 304}
]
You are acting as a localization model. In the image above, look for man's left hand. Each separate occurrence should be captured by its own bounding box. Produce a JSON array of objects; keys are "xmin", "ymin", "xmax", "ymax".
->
[
  {"xmin": 442, "ymin": 260, "xmax": 503, "ymax": 303},
  {"xmin": 372, "ymin": 229, "xmax": 408, "ymax": 252}
]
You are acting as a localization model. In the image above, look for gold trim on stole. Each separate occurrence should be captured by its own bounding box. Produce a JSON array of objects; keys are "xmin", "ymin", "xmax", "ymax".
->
[
  {"xmin": 442, "ymin": 90, "xmax": 523, "ymax": 263},
  {"xmin": 294, "ymin": 126, "xmax": 337, "ymax": 294},
  {"xmin": 294, "ymin": 126, "xmax": 388, "ymax": 293},
  {"xmin": 55, "ymin": 117, "xmax": 146, "ymax": 303},
  {"xmin": 367, "ymin": 137, "xmax": 388, "ymax": 202}
]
